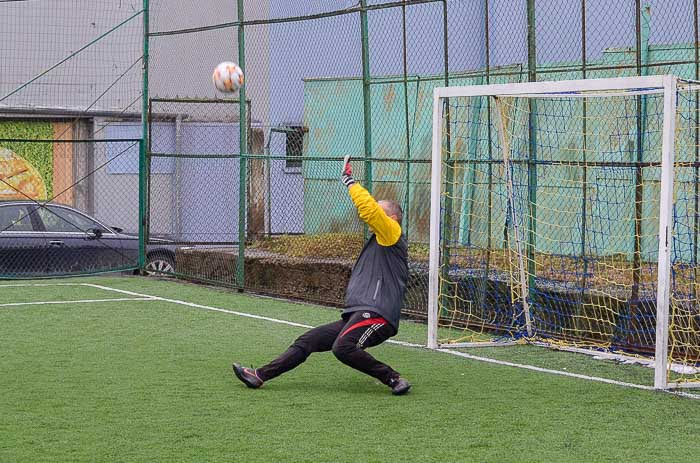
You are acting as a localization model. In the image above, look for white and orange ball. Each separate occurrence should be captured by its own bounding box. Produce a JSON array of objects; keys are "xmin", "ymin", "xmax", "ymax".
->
[{"xmin": 212, "ymin": 61, "xmax": 244, "ymax": 93}]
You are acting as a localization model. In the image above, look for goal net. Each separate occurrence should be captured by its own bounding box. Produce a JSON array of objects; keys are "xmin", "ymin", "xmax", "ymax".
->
[{"xmin": 428, "ymin": 75, "xmax": 700, "ymax": 389}]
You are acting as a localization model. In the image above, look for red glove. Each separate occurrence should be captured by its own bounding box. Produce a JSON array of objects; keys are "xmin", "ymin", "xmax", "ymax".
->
[{"xmin": 341, "ymin": 155, "xmax": 355, "ymax": 187}]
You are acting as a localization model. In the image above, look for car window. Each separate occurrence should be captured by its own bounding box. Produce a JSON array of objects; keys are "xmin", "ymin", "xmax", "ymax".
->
[
  {"xmin": 0, "ymin": 205, "xmax": 35, "ymax": 232},
  {"xmin": 37, "ymin": 206, "xmax": 102, "ymax": 233}
]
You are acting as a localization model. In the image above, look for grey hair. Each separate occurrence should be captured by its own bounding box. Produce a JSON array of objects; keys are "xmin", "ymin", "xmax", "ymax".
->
[{"xmin": 380, "ymin": 199, "xmax": 403, "ymax": 224}]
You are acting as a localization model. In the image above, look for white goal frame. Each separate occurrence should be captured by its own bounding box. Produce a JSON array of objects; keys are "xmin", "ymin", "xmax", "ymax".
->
[{"xmin": 428, "ymin": 74, "xmax": 681, "ymax": 390}]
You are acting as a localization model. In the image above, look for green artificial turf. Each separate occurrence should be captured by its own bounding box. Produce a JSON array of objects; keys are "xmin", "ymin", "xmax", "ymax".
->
[{"xmin": 1, "ymin": 276, "xmax": 699, "ymax": 462}]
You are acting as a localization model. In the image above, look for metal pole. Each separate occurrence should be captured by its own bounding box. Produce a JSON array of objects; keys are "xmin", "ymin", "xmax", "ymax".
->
[
  {"xmin": 526, "ymin": 0, "xmax": 537, "ymax": 307},
  {"xmin": 237, "ymin": 0, "xmax": 247, "ymax": 291},
  {"xmin": 428, "ymin": 89, "xmax": 445, "ymax": 349},
  {"xmin": 653, "ymin": 75, "xmax": 678, "ymax": 389},
  {"xmin": 478, "ymin": 0, "xmax": 493, "ymax": 318},
  {"xmin": 439, "ymin": 0, "xmax": 453, "ymax": 316},
  {"xmin": 360, "ymin": 0, "xmax": 373, "ymax": 194},
  {"xmin": 402, "ymin": 0, "xmax": 411, "ymax": 240},
  {"xmin": 443, "ymin": 0, "xmax": 449, "ymax": 88},
  {"xmin": 580, "ymin": 0, "xmax": 589, "ymax": 298},
  {"xmin": 266, "ymin": 139, "xmax": 271, "ymax": 235},
  {"xmin": 174, "ymin": 114, "xmax": 183, "ymax": 240},
  {"xmin": 139, "ymin": 0, "xmax": 149, "ymax": 270},
  {"xmin": 631, "ymin": 0, "xmax": 645, "ymax": 309},
  {"xmin": 694, "ymin": 0, "xmax": 699, "ymax": 298}
]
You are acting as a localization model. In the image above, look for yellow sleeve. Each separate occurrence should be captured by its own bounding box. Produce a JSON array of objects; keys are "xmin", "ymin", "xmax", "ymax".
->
[{"xmin": 348, "ymin": 183, "xmax": 402, "ymax": 246}]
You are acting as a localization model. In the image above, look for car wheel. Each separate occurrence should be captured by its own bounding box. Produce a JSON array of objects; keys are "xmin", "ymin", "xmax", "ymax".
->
[{"xmin": 145, "ymin": 253, "xmax": 175, "ymax": 275}]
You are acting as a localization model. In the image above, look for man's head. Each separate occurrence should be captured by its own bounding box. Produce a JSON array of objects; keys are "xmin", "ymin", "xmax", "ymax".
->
[{"xmin": 378, "ymin": 199, "xmax": 403, "ymax": 224}]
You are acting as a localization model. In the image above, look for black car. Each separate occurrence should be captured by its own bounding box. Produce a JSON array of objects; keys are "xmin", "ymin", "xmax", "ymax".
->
[{"xmin": 0, "ymin": 201, "xmax": 176, "ymax": 277}]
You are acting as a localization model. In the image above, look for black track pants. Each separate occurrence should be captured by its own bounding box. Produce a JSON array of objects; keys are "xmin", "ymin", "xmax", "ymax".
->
[{"xmin": 256, "ymin": 310, "xmax": 399, "ymax": 385}]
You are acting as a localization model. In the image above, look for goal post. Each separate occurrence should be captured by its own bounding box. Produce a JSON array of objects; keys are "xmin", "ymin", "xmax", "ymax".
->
[
  {"xmin": 654, "ymin": 75, "xmax": 677, "ymax": 389},
  {"xmin": 428, "ymin": 75, "xmax": 700, "ymax": 390}
]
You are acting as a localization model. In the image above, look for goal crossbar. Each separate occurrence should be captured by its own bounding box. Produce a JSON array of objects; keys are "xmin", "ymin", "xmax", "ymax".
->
[{"xmin": 434, "ymin": 75, "xmax": 669, "ymax": 99}]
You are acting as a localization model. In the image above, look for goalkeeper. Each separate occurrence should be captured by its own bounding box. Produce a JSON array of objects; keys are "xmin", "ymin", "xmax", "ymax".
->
[{"xmin": 233, "ymin": 156, "xmax": 411, "ymax": 395}]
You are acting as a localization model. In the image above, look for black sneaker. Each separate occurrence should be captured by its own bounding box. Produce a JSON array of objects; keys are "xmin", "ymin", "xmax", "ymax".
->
[
  {"xmin": 232, "ymin": 363, "xmax": 264, "ymax": 389},
  {"xmin": 389, "ymin": 377, "xmax": 411, "ymax": 395}
]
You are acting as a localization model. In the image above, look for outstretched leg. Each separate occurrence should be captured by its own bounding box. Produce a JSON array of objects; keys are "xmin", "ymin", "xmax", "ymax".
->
[
  {"xmin": 330, "ymin": 311, "xmax": 410, "ymax": 394},
  {"xmin": 234, "ymin": 319, "xmax": 344, "ymax": 387}
]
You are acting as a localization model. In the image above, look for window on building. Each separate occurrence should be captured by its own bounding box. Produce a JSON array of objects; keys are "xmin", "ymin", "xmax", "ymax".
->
[{"xmin": 285, "ymin": 126, "xmax": 306, "ymax": 169}]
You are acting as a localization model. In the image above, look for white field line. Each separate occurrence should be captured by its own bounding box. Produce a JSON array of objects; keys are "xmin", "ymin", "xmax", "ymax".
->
[
  {"xmin": 0, "ymin": 283, "xmax": 87, "ymax": 287},
  {"xmin": 84, "ymin": 284, "xmax": 700, "ymax": 400},
  {"xmin": 0, "ymin": 282, "xmax": 156, "ymax": 307},
  {"xmin": 0, "ymin": 297, "xmax": 155, "ymax": 308},
  {"xmin": 84, "ymin": 284, "xmax": 315, "ymax": 329}
]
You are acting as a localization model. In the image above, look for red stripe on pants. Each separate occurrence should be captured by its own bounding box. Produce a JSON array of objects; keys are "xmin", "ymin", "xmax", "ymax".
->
[{"xmin": 339, "ymin": 317, "xmax": 387, "ymax": 338}]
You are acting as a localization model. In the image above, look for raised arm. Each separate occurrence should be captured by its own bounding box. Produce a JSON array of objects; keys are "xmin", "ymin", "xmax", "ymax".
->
[{"xmin": 341, "ymin": 157, "xmax": 401, "ymax": 246}]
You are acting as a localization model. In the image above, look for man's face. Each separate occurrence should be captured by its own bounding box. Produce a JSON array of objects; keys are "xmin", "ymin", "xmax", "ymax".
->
[{"xmin": 378, "ymin": 200, "xmax": 398, "ymax": 222}]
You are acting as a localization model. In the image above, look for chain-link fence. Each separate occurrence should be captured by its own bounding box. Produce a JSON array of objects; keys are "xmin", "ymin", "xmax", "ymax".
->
[
  {"xmin": 4, "ymin": 1, "xmax": 700, "ymax": 324},
  {"xmin": 146, "ymin": 98, "xmax": 250, "ymax": 286},
  {"xmin": 140, "ymin": 0, "xmax": 700, "ymax": 320},
  {"xmin": 1, "ymin": 1, "xmax": 146, "ymax": 278},
  {"xmin": 0, "ymin": 137, "xmax": 148, "ymax": 277}
]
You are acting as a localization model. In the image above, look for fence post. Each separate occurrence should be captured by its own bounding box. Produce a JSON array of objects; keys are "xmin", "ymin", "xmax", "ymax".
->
[
  {"xmin": 630, "ymin": 0, "xmax": 645, "ymax": 319},
  {"xmin": 694, "ymin": 0, "xmax": 699, "ymax": 294},
  {"xmin": 138, "ymin": 138, "xmax": 146, "ymax": 270},
  {"xmin": 526, "ymin": 0, "xmax": 538, "ymax": 307},
  {"xmin": 139, "ymin": 0, "xmax": 149, "ymax": 270},
  {"xmin": 237, "ymin": 0, "xmax": 247, "ymax": 291},
  {"xmin": 579, "ymin": 0, "xmax": 589, "ymax": 298},
  {"xmin": 438, "ymin": 0, "xmax": 452, "ymax": 316},
  {"xmin": 402, "ymin": 0, "xmax": 411, "ymax": 240},
  {"xmin": 360, "ymin": 0, "xmax": 372, "ymax": 194},
  {"xmin": 477, "ymin": 0, "xmax": 494, "ymax": 319}
]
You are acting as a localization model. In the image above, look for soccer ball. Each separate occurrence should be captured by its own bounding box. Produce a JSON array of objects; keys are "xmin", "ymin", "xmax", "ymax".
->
[{"xmin": 212, "ymin": 61, "xmax": 244, "ymax": 93}]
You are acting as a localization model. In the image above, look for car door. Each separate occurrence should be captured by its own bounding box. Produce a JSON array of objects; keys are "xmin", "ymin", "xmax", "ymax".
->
[
  {"xmin": 0, "ymin": 203, "xmax": 48, "ymax": 276},
  {"xmin": 35, "ymin": 205, "xmax": 125, "ymax": 274}
]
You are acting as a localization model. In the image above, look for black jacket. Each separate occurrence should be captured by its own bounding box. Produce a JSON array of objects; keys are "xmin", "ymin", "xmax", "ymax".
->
[{"xmin": 342, "ymin": 233, "xmax": 409, "ymax": 332}]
